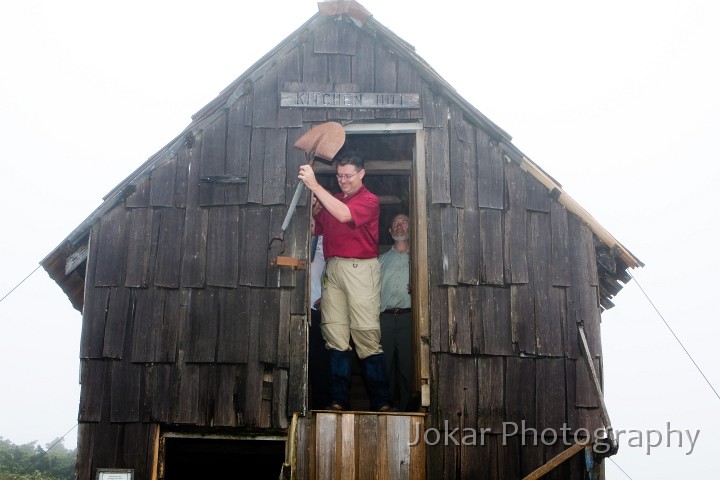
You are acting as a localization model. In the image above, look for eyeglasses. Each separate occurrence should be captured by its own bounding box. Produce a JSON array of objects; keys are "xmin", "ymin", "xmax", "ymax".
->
[{"xmin": 336, "ymin": 170, "xmax": 362, "ymax": 181}]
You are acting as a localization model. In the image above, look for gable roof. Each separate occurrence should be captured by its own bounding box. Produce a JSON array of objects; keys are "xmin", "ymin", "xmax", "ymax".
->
[{"xmin": 41, "ymin": 0, "xmax": 641, "ymax": 311}]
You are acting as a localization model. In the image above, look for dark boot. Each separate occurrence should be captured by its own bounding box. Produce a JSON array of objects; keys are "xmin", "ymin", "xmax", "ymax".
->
[
  {"xmin": 328, "ymin": 350, "xmax": 352, "ymax": 409},
  {"xmin": 362, "ymin": 353, "xmax": 393, "ymax": 411}
]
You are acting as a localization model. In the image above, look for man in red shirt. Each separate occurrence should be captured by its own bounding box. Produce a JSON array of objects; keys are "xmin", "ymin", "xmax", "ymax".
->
[{"xmin": 298, "ymin": 151, "xmax": 393, "ymax": 412}]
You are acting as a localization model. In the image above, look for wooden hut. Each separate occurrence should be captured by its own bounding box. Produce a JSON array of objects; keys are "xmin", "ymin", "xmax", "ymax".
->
[{"xmin": 42, "ymin": 2, "xmax": 642, "ymax": 479}]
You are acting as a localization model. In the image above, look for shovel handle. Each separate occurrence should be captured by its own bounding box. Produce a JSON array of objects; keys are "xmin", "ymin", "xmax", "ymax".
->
[{"xmin": 279, "ymin": 152, "xmax": 316, "ymax": 233}]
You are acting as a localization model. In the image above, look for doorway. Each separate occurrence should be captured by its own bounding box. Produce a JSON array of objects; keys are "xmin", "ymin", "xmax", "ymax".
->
[
  {"xmin": 162, "ymin": 436, "xmax": 285, "ymax": 480},
  {"xmin": 309, "ymin": 122, "xmax": 427, "ymax": 411}
]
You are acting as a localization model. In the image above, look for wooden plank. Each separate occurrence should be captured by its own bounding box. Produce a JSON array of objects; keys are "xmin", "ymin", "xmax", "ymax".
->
[
  {"xmin": 175, "ymin": 363, "xmax": 200, "ymax": 424},
  {"xmin": 157, "ymin": 288, "xmax": 182, "ymax": 363},
  {"xmin": 457, "ymin": 208, "xmax": 483, "ymax": 285},
  {"xmin": 528, "ymin": 212, "xmax": 557, "ymax": 356},
  {"xmin": 287, "ymin": 314, "xmax": 308, "ymax": 415},
  {"xmin": 150, "ymin": 363, "xmax": 175, "ymax": 423},
  {"xmin": 198, "ymin": 111, "xmax": 229, "ymax": 206},
  {"xmin": 536, "ymin": 358, "xmax": 566, "ymax": 431},
  {"xmin": 277, "ymin": 289, "xmax": 291, "ymax": 368},
  {"xmin": 174, "ymin": 142, "xmax": 190, "ymax": 208},
  {"xmin": 258, "ymin": 288, "xmax": 281, "ymax": 364},
  {"xmin": 439, "ymin": 205, "xmax": 459, "ymax": 285},
  {"xmin": 213, "ymin": 364, "xmax": 238, "ymax": 427},
  {"xmin": 149, "ymin": 156, "xmax": 177, "ymax": 207},
  {"xmin": 130, "ymin": 287, "xmax": 162, "ymax": 362},
  {"xmin": 526, "ymin": 173, "xmax": 551, "ymax": 212},
  {"xmin": 338, "ymin": 413, "xmax": 356, "ymax": 480},
  {"xmin": 447, "ymin": 286, "xmax": 472, "ymax": 354},
  {"xmin": 566, "ymin": 215, "xmax": 602, "ymax": 358},
  {"xmin": 154, "ymin": 207, "xmax": 184, "ymax": 288},
  {"xmin": 125, "ymin": 208, "xmax": 153, "ymax": 288},
  {"xmin": 242, "ymin": 288, "xmax": 264, "ymax": 426},
  {"xmin": 479, "ymin": 208, "xmax": 504, "ymax": 285},
  {"xmin": 429, "ymin": 286, "xmax": 449, "ymax": 354},
  {"xmin": 78, "ymin": 359, "xmax": 106, "ymax": 421},
  {"xmin": 102, "ymin": 287, "xmax": 132, "ymax": 359},
  {"xmin": 216, "ymin": 286, "xmax": 249, "ymax": 363},
  {"xmin": 450, "ymin": 104, "xmax": 471, "ymax": 207},
  {"xmin": 521, "ymin": 444, "xmax": 545, "ymax": 479},
  {"xmin": 272, "ymin": 368, "xmax": 289, "ymax": 429},
  {"xmin": 277, "ymin": 47, "xmax": 304, "ymax": 128},
  {"xmin": 480, "ymin": 286, "xmax": 513, "ymax": 356},
  {"xmin": 94, "ymin": 205, "xmax": 129, "ymax": 287},
  {"xmin": 315, "ymin": 413, "xmax": 338, "ymax": 479},
  {"xmin": 386, "ymin": 416, "xmax": 411, "ymax": 480},
  {"xmin": 185, "ymin": 288, "xmax": 219, "ymax": 362},
  {"xmin": 374, "ymin": 44, "xmax": 397, "ymax": 119},
  {"xmin": 110, "ymin": 359, "xmax": 141, "ymax": 422},
  {"xmin": 427, "ymin": 126, "xmax": 451, "ymax": 204},
  {"xmin": 397, "ymin": 58, "xmax": 422, "ymax": 120},
  {"xmin": 434, "ymin": 354, "xmax": 476, "ymax": 430},
  {"xmin": 247, "ymin": 127, "xmax": 266, "ymax": 204},
  {"xmin": 478, "ymin": 355, "xmax": 504, "ymax": 433},
  {"xmin": 206, "ymin": 206, "xmax": 240, "ymax": 287},
  {"xmin": 80, "ymin": 285, "xmax": 109, "ymax": 359},
  {"xmin": 356, "ymin": 414, "xmax": 379, "ymax": 479},
  {"xmin": 511, "ymin": 284, "xmax": 535, "ymax": 354},
  {"xmin": 180, "ymin": 207, "xmax": 208, "ymax": 288},
  {"xmin": 238, "ymin": 205, "xmax": 270, "ymax": 286},
  {"xmin": 408, "ymin": 416, "xmax": 426, "ymax": 480},
  {"xmin": 503, "ymin": 162, "xmax": 528, "ymax": 284},
  {"xmin": 252, "ymin": 67, "xmax": 279, "ymax": 128},
  {"xmin": 505, "ymin": 356, "xmax": 536, "ymax": 429},
  {"xmin": 179, "ymin": 134, "xmax": 206, "ymax": 282},
  {"xmin": 126, "ymin": 177, "xmax": 150, "ymax": 208},
  {"xmin": 262, "ymin": 128, "xmax": 288, "ymax": 206},
  {"xmin": 476, "ymin": 129, "xmax": 504, "ymax": 210},
  {"xmin": 420, "ymin": 82, "xmax": 447, "ymax": 129},
  {"xmin": 225, "ymin": 93, "xmax": 252, "ymax": 204},
  {"xmin": 550, "ymin": 199, "xmax": 571, "ymax": 286}
]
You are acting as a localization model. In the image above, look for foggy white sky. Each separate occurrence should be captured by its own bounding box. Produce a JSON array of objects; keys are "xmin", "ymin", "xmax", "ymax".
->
[{"xmin": 1, "ymin": 1, "xmax": 718, "ymax": 478}]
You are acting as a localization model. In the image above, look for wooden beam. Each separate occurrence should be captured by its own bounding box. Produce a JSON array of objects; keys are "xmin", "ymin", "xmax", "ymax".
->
[
  {"xmin": 64, "ymin": 242, "xmax": 88, "ymax": 275},
  {"xmin": 314, "ymin": 160, "xmax": 411, "ymax": 175},
  {"xmin": 521, "ymin": 439, "xmax": 589, "ymax": 480}
]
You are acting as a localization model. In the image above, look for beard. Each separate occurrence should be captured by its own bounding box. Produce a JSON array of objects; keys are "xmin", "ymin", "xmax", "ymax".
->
[{"xmin": 392, "ymin": 233, "xmax": 409, "ymax": 242}]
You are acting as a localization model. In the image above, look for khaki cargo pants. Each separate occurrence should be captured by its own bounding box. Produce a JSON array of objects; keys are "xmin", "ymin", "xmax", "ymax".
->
[{"xmin": 320, "ymin": 257, "xmax": 383, "ymax": 359}]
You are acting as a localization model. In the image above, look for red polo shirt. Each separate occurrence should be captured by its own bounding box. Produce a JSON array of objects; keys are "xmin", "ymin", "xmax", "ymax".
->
[{"xmin": 315, "ymin": 185, "xmax": 379, "ymax": 259}]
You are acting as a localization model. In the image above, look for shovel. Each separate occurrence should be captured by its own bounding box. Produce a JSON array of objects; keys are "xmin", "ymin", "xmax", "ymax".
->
[{"xmin": 269, "ymin": 121, "xmax": 346, "ymax": 253}]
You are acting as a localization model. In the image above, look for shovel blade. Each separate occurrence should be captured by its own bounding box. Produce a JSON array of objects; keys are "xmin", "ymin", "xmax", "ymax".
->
[{"xmin": 293, "ymin": 121, "xmax": 346, "ymax": 161}]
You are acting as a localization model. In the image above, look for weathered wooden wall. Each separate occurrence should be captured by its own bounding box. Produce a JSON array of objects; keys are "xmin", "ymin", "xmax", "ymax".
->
[{"xmin": 423, "ymin": 90, "xmax": 607, "ymax": 478}]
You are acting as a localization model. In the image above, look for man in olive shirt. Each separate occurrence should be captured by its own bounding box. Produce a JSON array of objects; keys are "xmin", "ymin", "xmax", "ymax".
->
[{"xmin": 379, "ymin": 213, "xmax": 412, "ymax": 410}]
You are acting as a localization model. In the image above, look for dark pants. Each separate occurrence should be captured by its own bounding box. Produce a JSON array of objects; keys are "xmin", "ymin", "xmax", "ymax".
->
[
  {"xmin": 328, "ymin": 349, "xmax": 390, "ymax": 410},
  {"xmin": 380, "ymin": 311, "xmax": 413, "ymax": 410},
  {"xmin": 309, "ymin": 308, "xmax": 331, "ymax": 409}
]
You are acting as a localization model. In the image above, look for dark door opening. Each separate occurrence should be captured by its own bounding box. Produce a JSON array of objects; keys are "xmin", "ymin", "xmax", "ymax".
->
[
  {"xmin": 311, "ymin": 130, "xmax": 416, "ymax": 411},
  {"xmin": 163, "ymin": 437, "xmax": 285, "ymax": 480}
]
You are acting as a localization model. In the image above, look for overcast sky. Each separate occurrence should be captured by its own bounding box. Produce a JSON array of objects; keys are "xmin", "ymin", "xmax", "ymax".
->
[{"xmin": 1, "ymin": 1, "xmax": 718, "ymax": 478}]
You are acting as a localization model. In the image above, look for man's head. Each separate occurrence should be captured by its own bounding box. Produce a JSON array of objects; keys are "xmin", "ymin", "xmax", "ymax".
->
[
  {"xmin": 389, "ymin": 213, "xmax": 410, "ymax": 243},
  {"xmin": 335, "ymin": 151, "xmax": 365, "ymax": 197}
]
